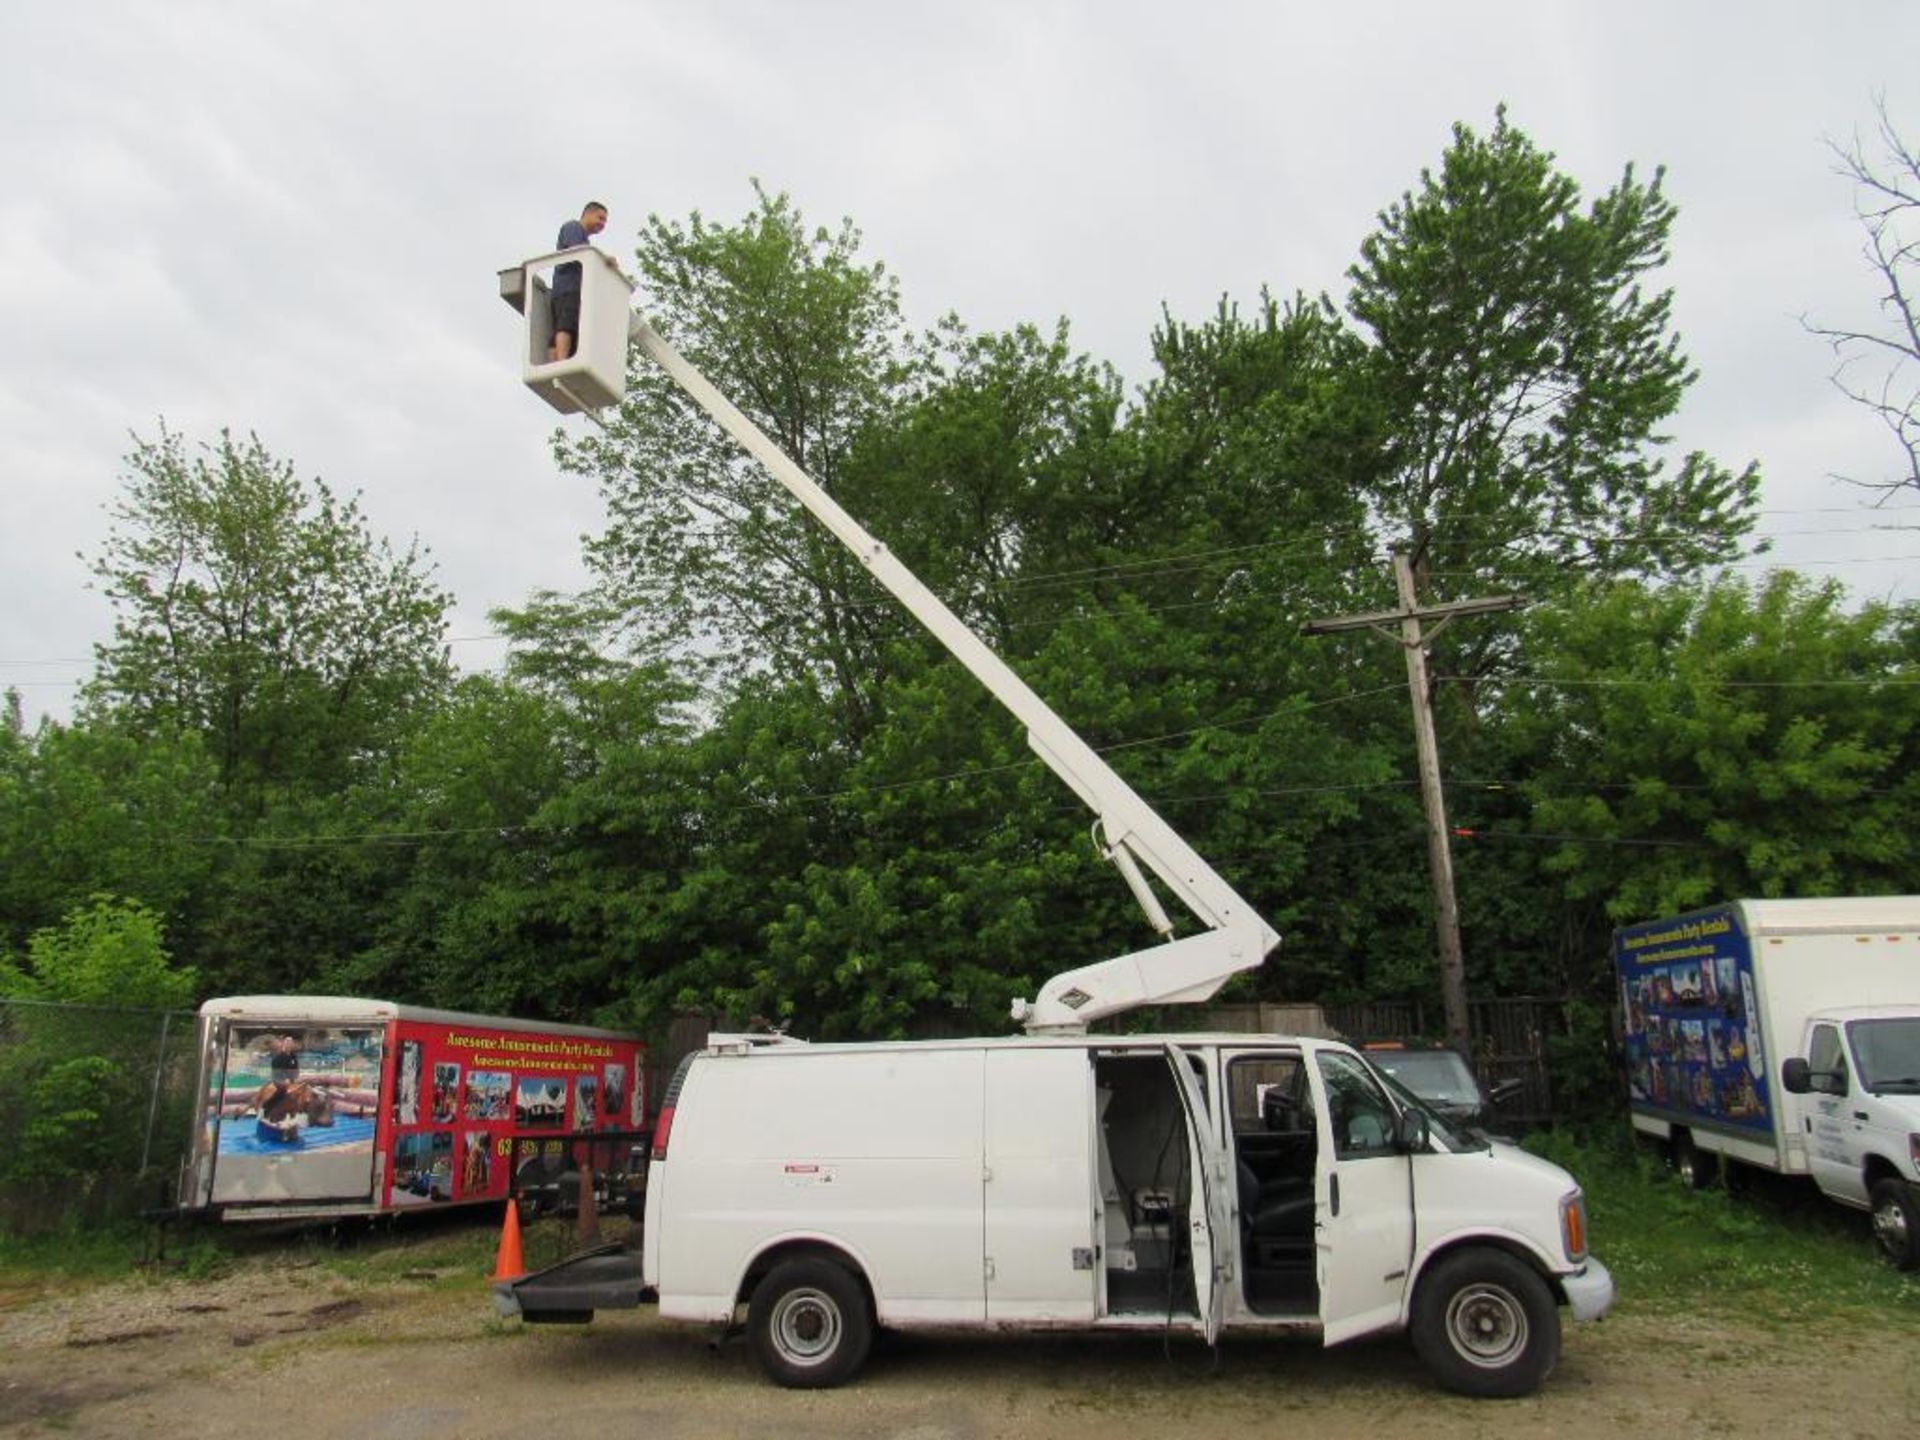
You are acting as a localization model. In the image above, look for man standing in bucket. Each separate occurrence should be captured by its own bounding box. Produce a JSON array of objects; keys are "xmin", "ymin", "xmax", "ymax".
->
[{"xmin": 549, "ymin": 200, "xmax": 608, "ymax": 362}]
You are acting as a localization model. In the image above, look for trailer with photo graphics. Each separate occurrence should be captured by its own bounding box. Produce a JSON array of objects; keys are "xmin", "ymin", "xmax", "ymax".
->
[{"xmin": 177, "ymin": 995, "xmax": 648, "ymax": 1222}]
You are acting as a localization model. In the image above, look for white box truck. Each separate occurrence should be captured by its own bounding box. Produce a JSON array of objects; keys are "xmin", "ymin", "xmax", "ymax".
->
[
  {"xmin": 1616, "ymin": 898, "xmax": 1920, "ymax": 1266},
  {"xmin": 489, "ymin": 252, "xmax": 1614, "ymax": 1396}
]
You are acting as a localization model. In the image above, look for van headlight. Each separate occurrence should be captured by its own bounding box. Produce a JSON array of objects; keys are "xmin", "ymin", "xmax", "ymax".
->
[{"xmin": 1560, "ymin": 1190, "xmax": 1589, "ymax": 1263}]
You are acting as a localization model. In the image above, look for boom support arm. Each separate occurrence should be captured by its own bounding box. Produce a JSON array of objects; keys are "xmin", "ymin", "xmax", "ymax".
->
[{"xmin": 623, "ymin": 312, "xmax": 1278, "ymax": 1030}]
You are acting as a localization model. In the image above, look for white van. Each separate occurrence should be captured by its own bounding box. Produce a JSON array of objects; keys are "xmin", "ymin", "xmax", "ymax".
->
[{"xmin": 503, "ymin": 1030, "xmax": 1610, "ymax": 1397}]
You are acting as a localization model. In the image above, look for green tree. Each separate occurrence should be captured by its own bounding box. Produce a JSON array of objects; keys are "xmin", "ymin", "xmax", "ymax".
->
[
  {"xmin": 1, "ymin": 894, "xmax": 197, "ymax": 1009},
  {"xmin": 85, "ymin": 425, "xmax": 453, "ymax": 808},
  {"xmin": 0, "ymin": 715, "xmax": 221, "ymax": 953},
  {"xmin": 1500, "ymin": 573, "xmax": 1920, "ymax": 992},
  {"xmin": 566, "ymin": 186, "xmax": 921, "ymax": 733},
  {"xmin": 833, "ymin": 319, "xmax": 1124, "ymax": 650},
  {"xmin": 309, "ymin": 606, "xmax": 706, "ymax": 1025},
  {"xmin": 1347, "ymin": 109, "xmax": 1761, "ymax": 602}
]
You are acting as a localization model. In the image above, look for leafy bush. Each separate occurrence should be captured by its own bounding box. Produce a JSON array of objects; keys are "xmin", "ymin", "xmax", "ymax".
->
[
  {"xmin": 3, "ymin": 895, "xmax": 195, "ymax": 1010},
  {"xmin": 0, "ymin": 897, "xmax": 196, "ymax": 1200},
  {"xmin": 14, "ymin": 1056, "xmax": 133, "ymax": 1180}
]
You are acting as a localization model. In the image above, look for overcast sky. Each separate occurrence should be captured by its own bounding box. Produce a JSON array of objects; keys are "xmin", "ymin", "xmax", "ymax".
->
[{"xmin": 4, "ymin": 2, "xmax": 1917, "ymax": 724}]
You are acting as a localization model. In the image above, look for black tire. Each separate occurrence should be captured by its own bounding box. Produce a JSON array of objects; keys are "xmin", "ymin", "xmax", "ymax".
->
[
  {"xmin": 748, "ymin": 1257, "xmax": 873, "ymax": 1388},
  {"xmin": 1410, "ymin": 1247, "xmax": 1562, "ymax": 1398},
  {"xmin": 1869, "ymin": 1178, "xmax": 1920, "ymax": 1271},
  {"xmin": 1671, "ymin": 1131, "xmax": 1717, "ymax": 1190}
]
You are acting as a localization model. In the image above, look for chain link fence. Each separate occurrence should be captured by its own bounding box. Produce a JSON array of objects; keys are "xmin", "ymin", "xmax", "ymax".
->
[{"xmin": 0, "ymin": 997, "xmax": 200, "ymax": 1233}]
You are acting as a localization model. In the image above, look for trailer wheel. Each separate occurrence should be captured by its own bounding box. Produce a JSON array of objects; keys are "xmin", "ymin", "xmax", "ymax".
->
[
  {"xmin": 1670, "ymin": 1131, "xmax": 1717, "ymax": 1190},
  {"xmin": 748, "ymin": 1257, "xmax": 873, "ymax": 1388},
  {"xmin": 1870, "ymin": 1179, "xmax": 1920, "ymax": 1271},
  {"xmin": 1410, "ymin": 1247, "xmax": 1561, "ymax": 1398}
]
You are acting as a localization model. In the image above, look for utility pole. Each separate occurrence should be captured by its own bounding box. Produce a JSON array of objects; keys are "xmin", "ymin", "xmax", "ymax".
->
[{"xmin": 1302, "ymin": 548, "xmax": 1526, "ymax": 1054}]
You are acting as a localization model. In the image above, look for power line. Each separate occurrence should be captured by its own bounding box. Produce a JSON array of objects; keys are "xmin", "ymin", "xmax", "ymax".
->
[
  {"xmin": 6, "ymin": 513, "xmax": 1913, "ymax": 671},
  {"xmin": 1460, "ymin": 673, "xmax": 1920, "ymax": 689}
]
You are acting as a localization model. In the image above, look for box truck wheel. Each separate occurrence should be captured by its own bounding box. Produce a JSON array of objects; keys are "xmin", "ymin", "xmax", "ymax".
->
[
  {"xmin": 1669, "ymin": 1131, "xmax": 1717, "ymax": 1190},
  {"xmin": 1870, "ymin": 1179, "xmax": 1920, "ymax": 1271},
  {"xmin": 748, "ymin": 1257, "xmax": 873, "ymax": 1388},
  {"xmin": 1410, "ymin": 1247, "xmax": 1561, "ymax": 1398}
]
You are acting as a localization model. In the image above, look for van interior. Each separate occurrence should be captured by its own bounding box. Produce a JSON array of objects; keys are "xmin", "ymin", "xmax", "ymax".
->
[
  {"xmin": 1226, "ymin": 1053, "xmax": 1319, "ymax": 1315},
  {"xmin": 1093, "ymin": 1050, "xmax": 1320, "ymax": 1321},
  {"xmin": 1094, "ymin": 1052, "xmax": 1198, "ymax": 1316}
]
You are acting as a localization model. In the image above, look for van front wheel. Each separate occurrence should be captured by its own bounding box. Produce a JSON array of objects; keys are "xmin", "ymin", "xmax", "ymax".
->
[
  {"xmin": 1870, "ymin": 1179, "xmax": 1920, "ymax": 1271},
  {"xmin": 748, "ymin": 1257, "xmax": 873, "ymax": 1388},
  {"xmin": 1410, "ymin": 1248, "xmax": 1561, "ymax": 1398}
]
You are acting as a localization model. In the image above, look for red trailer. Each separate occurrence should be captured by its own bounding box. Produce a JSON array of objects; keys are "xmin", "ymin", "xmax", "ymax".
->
[{"xmin": 178, "ymin": 995, "xmax": 648, "ymax": 1221}]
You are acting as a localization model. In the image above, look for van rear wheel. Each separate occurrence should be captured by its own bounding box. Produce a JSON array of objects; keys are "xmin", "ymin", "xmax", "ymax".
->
[
  {"xmin": 1870, "ymin": 1179, "xmax": 1920, "ymax": 1271},
  {"xmin": 748, "ymin": 1257, "xmax": 872, "ymax": 1388},
  {"xmin": 1410, "ymin": 1248, "xmax": 1561, "ymax": 1398}
]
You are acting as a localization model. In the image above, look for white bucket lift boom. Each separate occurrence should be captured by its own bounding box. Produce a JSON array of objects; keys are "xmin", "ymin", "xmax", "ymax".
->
[{"xmin": 500, "ymin": 252, "xmax": 1280, "ymax": 1030}]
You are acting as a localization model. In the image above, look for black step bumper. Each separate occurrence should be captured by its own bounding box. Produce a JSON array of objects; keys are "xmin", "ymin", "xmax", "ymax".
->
[{"xmin": 492, "ymin": 1242, "xmax": 652, "ymax": 1323}]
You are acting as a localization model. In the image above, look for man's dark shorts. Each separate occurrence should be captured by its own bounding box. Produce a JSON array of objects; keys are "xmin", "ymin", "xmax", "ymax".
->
[{"xmin": 551, "ymin": 289, "xmax": 582, "ymax": 343}]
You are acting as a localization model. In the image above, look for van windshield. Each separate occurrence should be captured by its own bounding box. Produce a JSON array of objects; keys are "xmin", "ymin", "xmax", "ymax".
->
[
  {"xmin": 1369, "ymin": 1067, "xmax": 1489, "ymax": 1153},
  {"xmin": 1847, "ymin": 1018, "xmax": 1920, "ymax": 1093}
]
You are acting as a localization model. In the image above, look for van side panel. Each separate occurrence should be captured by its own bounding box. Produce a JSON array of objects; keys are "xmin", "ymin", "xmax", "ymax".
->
[
  {"xmin": 983, "ymin": 1047, "xmax": 1098, "ymax": 1321},
  {"xmin": 657, "ymin": 1049, "xmax": 987, "ymax": 1324}
]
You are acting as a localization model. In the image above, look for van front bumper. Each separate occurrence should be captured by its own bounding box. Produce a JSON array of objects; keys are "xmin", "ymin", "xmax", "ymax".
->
[{"xmin": 1561, "ymin": 1256, "xmax": 1615, "ymax": 1322}]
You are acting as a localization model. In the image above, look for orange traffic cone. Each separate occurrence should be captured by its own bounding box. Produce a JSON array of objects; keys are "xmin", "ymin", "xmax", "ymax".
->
[{"xmin": 493, "ymin": 1198, "xmax": 526, "ymax": 1281}]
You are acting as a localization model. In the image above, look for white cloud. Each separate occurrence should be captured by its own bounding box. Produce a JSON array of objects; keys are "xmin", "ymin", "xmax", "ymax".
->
[{"xmin": 3, "ymin": 0, "xmax": 1918, "ymax": 723}]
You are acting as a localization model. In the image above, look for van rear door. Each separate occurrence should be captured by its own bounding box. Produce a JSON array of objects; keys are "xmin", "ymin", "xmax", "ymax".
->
[{"xmin": 1166, "ymin": 1044, "xmax": 1231, "ymax": 1344}]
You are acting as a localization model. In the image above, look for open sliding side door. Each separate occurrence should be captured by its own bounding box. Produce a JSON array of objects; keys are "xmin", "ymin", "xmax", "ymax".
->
[{"xmin": 1165, "ymin": 1044, "xmax": 1234, "ymax": 1343}]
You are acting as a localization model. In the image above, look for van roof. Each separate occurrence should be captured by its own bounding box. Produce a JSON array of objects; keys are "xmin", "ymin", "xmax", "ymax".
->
[{"xmin": 702, "ymin": 1031, "xmax": 1332, "ymax": 1058}]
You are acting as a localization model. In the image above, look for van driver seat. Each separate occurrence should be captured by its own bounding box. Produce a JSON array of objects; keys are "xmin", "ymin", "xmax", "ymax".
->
[{"xmin": 1238, "ymin": 1159, "xmax": 1314, "ymax": 1241}]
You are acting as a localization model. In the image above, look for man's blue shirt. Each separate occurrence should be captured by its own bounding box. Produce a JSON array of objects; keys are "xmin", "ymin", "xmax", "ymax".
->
[{"xmin": 555, "ymin": 218, "xmax": 590, "ymax": 294}]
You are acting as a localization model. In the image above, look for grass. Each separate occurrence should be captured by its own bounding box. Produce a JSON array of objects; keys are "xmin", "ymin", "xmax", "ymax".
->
[
  {"xmin": 0, "ymin": 1220, "xmax": 199, "ymax": 1284},
  {"xmin": 0, "ymin": 1201, "xmax": 636, "ymax": 1306},
  {"xmin": 1527, "ymin": 1126, "xmax": 1920, "ymax": 1330},
  {"xmin": 0, "ymin": 1207, "xmax": 510, "ymax": 1298}
]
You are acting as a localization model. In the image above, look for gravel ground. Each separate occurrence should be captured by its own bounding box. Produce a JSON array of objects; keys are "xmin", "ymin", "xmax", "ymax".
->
[{"xmin": 3, "ymin": 1227, "xmax": 1916, "ymax": 1439}]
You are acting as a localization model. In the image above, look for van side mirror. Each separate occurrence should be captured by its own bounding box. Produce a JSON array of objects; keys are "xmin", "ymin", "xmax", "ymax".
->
[
  {"xmin": 1781, "ymin": 1058, "xmax": 1812, "ymax": 1094},
  {"xmin": 1394, "ymin": 1109, "xmax": 1430, "ymax": 1153},
  {"xmin": 1490, "ymin": 1077, "xmax": 1525, "ymax": 1107}
]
